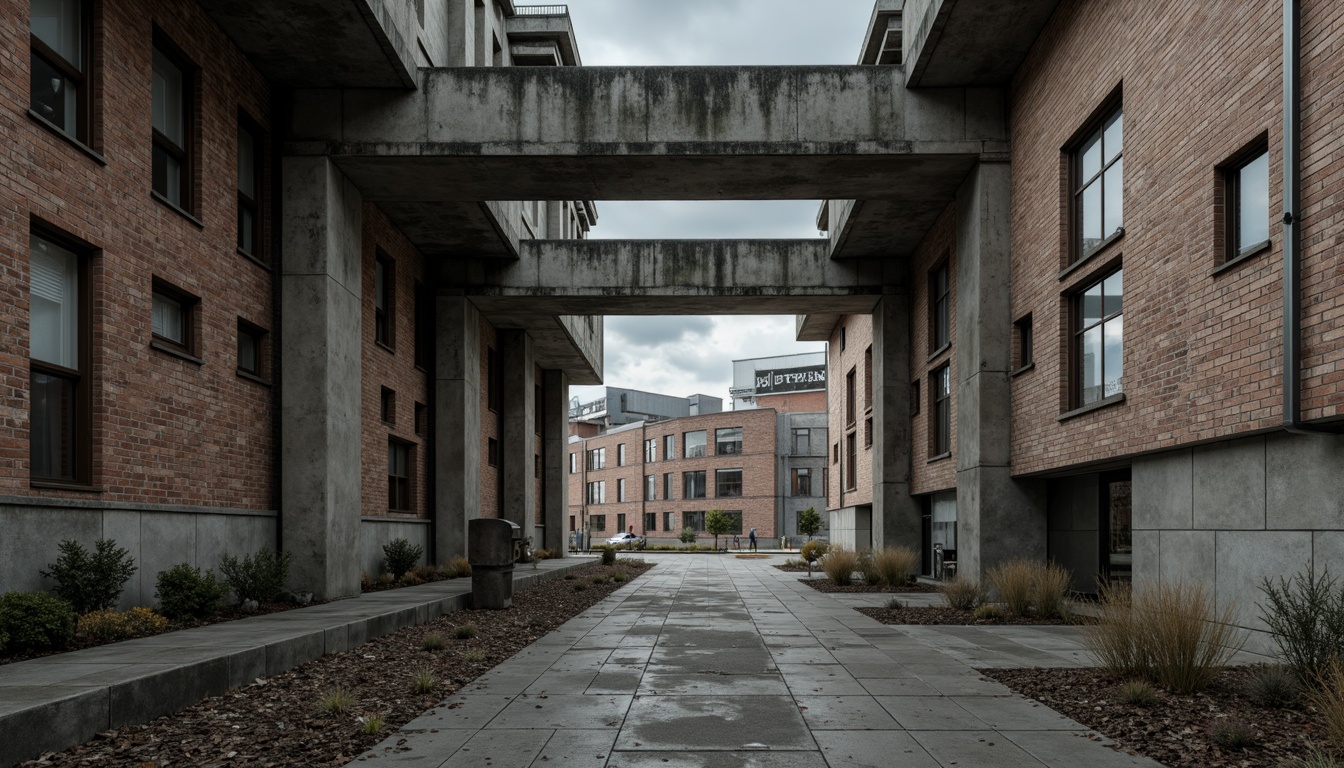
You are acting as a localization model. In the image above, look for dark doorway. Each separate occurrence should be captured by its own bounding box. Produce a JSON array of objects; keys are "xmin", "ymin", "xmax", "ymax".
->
[{"xmin": 1099, "ymin": 469, "xmax": 1132, "ymax": 584}]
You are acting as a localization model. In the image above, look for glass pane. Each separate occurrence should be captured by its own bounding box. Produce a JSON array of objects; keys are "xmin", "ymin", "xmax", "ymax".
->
[
  {"xmin": 30, "ymin": 371, "xmax": 76, "ymax": 481},
  {"xmin": 1103, "ymin": 269, "xmax": 1124, "ymax": 316},
  {"xmin": 152, "ymin": 292, "xmax": 184, "ymax": 343},
  {"xmin": 237, "ymin": 127, "xmax": 256, "ymax": 198},
  {"xmin": 1081, "ymin": 326, "xmax": 1103, "ymax": 404},
  {"xmin": 1081, "ymin": 283, "xmax": 1103, "ymax": 328},
  {"xmin": 1104, "ymin": 157, "xmax": 1124, "ymax": 237},
  {"xmin": 1081, "ymin": 179, "xmax": 1102, "ymax": 252},
  {"xmin": 1081, "ymin": 133, "xmax": 1102, "ymax": 182},
  {"xmin": 153, "ymin": 147, "xmax": 181, "ymax": 206},
  {"xmin": 375, "ymin": 260, "xmax": 386, "ymax": 311},
  {"xmin": 29, "ymin": 235, "xmax": 79, "ymax": 368},
  {"xmin": 32, "ymin": 0, "xmax": 82, "ymax": 68},
  {"xmin": 1104, "ymin": 111, "xmax": 1123, "ymax": 163},
  {"xmin": 1103, "ymin": 315, "xmax": 1124, "ymax": 398},
  {"xmin": 238, "ymin": 207, "xmax": 255, "ymax": 254},
  {"xmin": 30, "ymin": 53, "xmax": 78, "ymax": 135},
  {"xmin": 151, "ymin": 47, "xmax": 184, "ymax": 144},
  {"xmin": 1239, "ymin": 152, "xmax": 1270, "ymax": 250},
  {"xmin": 237, "ymin": 331, "xmax": 257, "ymax": 372}
]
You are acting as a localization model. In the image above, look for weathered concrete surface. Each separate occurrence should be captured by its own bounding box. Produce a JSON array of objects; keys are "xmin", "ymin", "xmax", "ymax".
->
[
  {"xmin": 873, "ymin": 295, "xmax": 923, "ymax": 551},
  {"xmin": 500, "ymin": 330, "xmax": 536, "ymax": 531},
  {"xmin": 542, "ymin": 369, "xmax": 569, "ymax": 554},
  {"xmin": 904, "ymin": 0, "xmax": 1064, "ymax": 87},
  {"xmin": 198, "ymin": 0, "xmax": 417, "ymax": 88},
  {"xmin": 435, "ymin": 296, "xmax": 483, "ymax": 560}
]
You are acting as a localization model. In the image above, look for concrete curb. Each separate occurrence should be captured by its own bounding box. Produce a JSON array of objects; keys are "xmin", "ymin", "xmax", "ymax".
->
[{"xmin": 0, "ymin": 558, "xmax": 596, "ymax": 768}]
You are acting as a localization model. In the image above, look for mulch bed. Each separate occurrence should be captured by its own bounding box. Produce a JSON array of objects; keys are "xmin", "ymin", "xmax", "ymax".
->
[
  {"xmin": 857, "ymin": 606, "xmax": 1073, "ymax": 625},
  {"xmin": 19, "ymin": 560, "xmax": 653, "ymax": 768},
  {"xmin": 774, "ymin": 564, "xmax": 812, "ymax": 573},
  {"xmin": 798, "ymin": 578, "xmax": 941, "ymax": 595},
  {"xmin": 982, "ymin": 667, "xmax": 1327, "ymax": 768}
]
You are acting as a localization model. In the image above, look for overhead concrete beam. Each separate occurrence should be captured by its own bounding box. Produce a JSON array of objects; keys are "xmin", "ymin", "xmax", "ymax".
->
[{"xmin": 904, "ymin": 0, "xmax": 1063, "ymax": 87}]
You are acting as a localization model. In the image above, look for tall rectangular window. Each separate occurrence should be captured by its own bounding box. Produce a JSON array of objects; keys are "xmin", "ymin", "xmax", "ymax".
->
[
  {"xmin": 29, "ymin": 232, "xmax": 87, "ymax": 484},
  {"xmin": 617, "ymin": 513, "xmax": 626, "ymax": 533},
  {"xmin": 586, "ymin": 481, "xmax": 606, "ymax": 505},
  {"xmin": 845, "ymin": 433, "xmax": 857, "ymax": 490},
  {"xmin": 644, "ymin": 512, "xmax": 657, "ymax": 531},
  {"xmin": 1073, "ymin": 106, "xmax": 1124, "ymax": 261},
  {"xmin": 586, "ymin": 447, "xmax": 605, "ymax": 470},
  {"xmin": 237, "ymin": 121, "xmax": 263, "ymax": 258},
  {"xmin": 375, "ymin": 252, "xmax": 394, "ymax": 348},
  {"xmin": 1015, "ymin": 314, "xmax": 1034, "ymax": 371},
  {"xmin": 683, "ymin": 470, "xmax": 706, "ymax": 499},
  {"xmin": 684, "ymin": 430, "xmax": 706, "ymax": 458},
  {"xmin": 617, "ymin": 479, "xmax": 626, "ymax": 503},
  {"xmin": 30, "ymin": 0, "xmax": 90, "ymax": 142},
  {"xmin": 645, "ymin": 474, "xmax": 656, "ymax": 501},
  {"xmin": 664, "ymin": 511, "xmax": 675, "ymax": 532},
  {"xmin": 791, "ymin": 467, "xmax": 811, "ymax": 497},
  {"xmin": 715, "ymin": 468, "xmax": 742, "ymax": 498},
  {"xmin": 569, "ymin": 452, "xmax": 577, "ymax": 474},
  {"xmin": 1225, "ymin": 147, "xmax": 1270, "ymax": 262},
  {"xmin": 151, "ymin": 39, "xmax": 193, "ymax": 211},
  {"xmin": 864, "ymin": 346, "xmax": 873, "ymax": 409},
  {"xmin": 237, "ymin": 320, "xmax": 266, "ymax": 379},
  {"xmin": 714, "ymin": 427, "xmax": 742, "ymax": 455},
  {"xmin": 663, "ymin": 434, "xmax": 674, "ymax": 460},
  {"xmin": 617, "ymin": 443, "xmax": 627, "ymax": 466},
  {"xmin": 663, "ymin": 472, "xmax": 673, "ymax": 499},
  {"xmin": 643, "ymin": 438, "xmax": 656, "ymax": 462},
  {"xmin": 388, "ymin": 440, "xmax": 412, "ymax": 512},
  {"xmin": 931, "ymin": 365, "xmax": 951, "ymax": 456},
  {"xmin": 792, "ymin": 427, "xmax": 811, "ymax": 455},
  {"xmin": 845, "ymin": 368, "xmax": 856, "ymax": 426},
  {"xmin": 1075, "ymin": 268, "xmax": 1124, "ymax": 406},
  {"xmin": 930, "ymin": 262, "xmax": 949, "ymax": 351}
]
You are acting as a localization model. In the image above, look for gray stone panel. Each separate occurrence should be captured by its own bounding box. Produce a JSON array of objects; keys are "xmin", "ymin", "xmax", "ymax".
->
[
  {"xmin": 1267, "ymin": 432, "xmax": 1344, "ymax": 530},
  {"xmin": 1157, "ymin": 530, "xmax": 1215, "ymax": 587},
  {"xmin": 501, "ymin": 331, "xmax": 536, "ymax": 531},
  {"xmin": 0, "ymin": 506, "xmax": 103, "ymax": 594},
  {"xmin": 958, "ymin": 466, "xmax": 1046, "ymax": 578},
  {"xmin": 136, "ymin": 512, "xmax": 198, "ymax": 607},
  {"xmin": 195, "ymin": 513, "xmax": 277, "ymax": 573},
  {"xmin": 0, "ymin": 687, "xmax": 108, "ymax": 768},
  {"xmin": 100, "ymin": 510, "xmax": 142, "ymax": 611},
  {"xmin": 360, "ymin": 518, "xmax": 431, "ymax": 579},
  {"xmin": 1215, "ymin": 530, "xmax": 1311, "ymax": 629},
  {"xmin": 1312, "ymin": 531, "xmax": 1344, "ymax": 580},
  {"xmin": 108, "ymin": 658, "xmax": 229, "ymax": 728},
  {"xmin": 543, "ymin": 370, "xmax": 570, "ymax": 554},
  {"xmin": 1047, "ymin": 531, "xmax": 1098, "ymax": 595},
  {"xmin": 1131, "ymin": 530, "xmax": 1159, "ymax": 591},
  {"xmin": 1132, "ymin": 449, "xmax": 1193, "ymax": 531},
  {"xmin": 1193, "ymin": 438, "xmax": 1266, "ymax": 531}
]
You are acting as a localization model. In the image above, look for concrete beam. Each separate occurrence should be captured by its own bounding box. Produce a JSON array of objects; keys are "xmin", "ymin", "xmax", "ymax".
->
[{"xmin": 904, "ymin": 0, "xmax": 1063, "ymax": 87}]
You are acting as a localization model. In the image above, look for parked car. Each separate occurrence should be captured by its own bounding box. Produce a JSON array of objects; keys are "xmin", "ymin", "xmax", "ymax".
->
[{"xmin": 606, "ymin": 532, "xmax": 645, "ymax": 548}]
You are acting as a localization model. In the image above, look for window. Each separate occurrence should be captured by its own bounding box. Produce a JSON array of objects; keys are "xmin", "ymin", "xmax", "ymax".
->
[
  {"xmin": 617, "ymin": 443, "xmax": 627, "ymax": 466},
  {"xmin": 237, "ymin": 320, "xmax": 266, "ymax": 379},
  {"xmin": 663, "ymin": 434, "xmax": 674, "ymax": 460},
  {"xmin": 375, "ymin": 252, "xmax": 394, "ymax": 348},
  {"xmin": 840, "ymin": 326, "xmax": 846, "ymax": 350},
  {"xmin": 664, "ymin": 511, "xmax": 675, "ymax": 532},
  {"xmin": 151, "ymin": 278, "xmax": 198, "ymax": 357},
  {"xmin": 715, "ymin": 427, "xmax": 742, "ymax": 455},
  {"xmin": 380, "ymin": 387, "xmax": 395, "ymax": 424},
  {"xmin": 387, "ymin": 440, "xmax": 412, "ymax": 512},
  {"xmin": 1015, "ymin": 315, "xmax": 1034, "ymax": 371},
  {"xmin": 586, "ymin": 480, "xmax": 606, "ymax": 505},
  {"xmin": 845, "ymin": 368, "xmax": 856, "ymax": 426},
  {"xmin": 864, "ymin": 417, "xmax": 873, "ymax": 448},
  {"xmin": 683, "ymin": 511, "xmax": 706, "ymax": 533},
  {"xmin": 663, "ymin": 472, "xmax": 673, "ymax": 499},
  {"xmin": 684, "ymin": 430, "xmax": 706, "ymax": 458},
  {"xmin": 1223, "ymin": 145, "xmax": 1270, "ymax": 263},
  {"xmin": 29, "ymin": 231, "xmax": 89, "ymax": 484},
  {"xmin": 644, "ymin": 512, "xmax": 657, "ymax": 531},
  {"xmin": 569, "ymin": 452, "xmax": 577, "ymax": 474},
  {"xmin": 616, "ymin": 513, "xmax": 626, "ymax": 533},
  {"xmin": 911, "ymin": 380, "xmax": 921, "ymax": 416},
  {"xmin": 488, "ymin": 437, "xmax": 499, "ymax": 467},
  {"xmin": 1073, "ymin": 105, "xmax": 1124, "ymax": 261},
  {"xmin": 864, "ymin": 346, "xmax": 873, "ymax": 409},
  {"xmin": 1075, "ymin": 268, "xmax": 1124, "ymax": 406},
  {"xmin": 30, "ymin": 0, "xmax": 91, "ymax": 143},
  {"xmin": 617, "ymin": 478, "xmax": 626, "ymax": 503},
  {"xmin": 237, "ymin": 120, "xmax": 263, "ymax": 259},
  {"xmin": 792, "ymin": 427, "xmax": 810, "ymax": 455},
  {"xmin": 645, "ymin": 474, "xmax": 656, "ymax": 501},
  {"xmin": 791, "ymin": 468, "xmax": 812, "ymax": 497},
  {"xmin": 930, "ymin": 262, "xmax": 950, "ymax": 351},
  {"xmin": 591, "ymin": 515, "xmax": 606, "ymax": 532},
  {"xmin": 486, "ymin": 346, "xmax": 500, "ymax": 412},
  {"xmin": 683, "ymin": 470, "xmax": 706, "ymax": 499},
  {"xmin": 151, "ymin": 39, "xmax": 194, "ymax": 211},
  {"xmin": 643, "ymin": 438, "xmax": 656, "ymax": 462},
  {"xmin": 586, "ymin": 447, "xmax": 605, "ymax": 471},
  {"xmin": 845, "ymin": 433, "xmax": 857, "ymax": 490},
  {"xmin": 833, "ymin": 442, "xmax": 839, "ymax": 463},
  {"xmin": 715, "ymin": 468, "xmax": 743, "ymax": 498},
  {"xmin": 415, "ymin": 402, "xmax": 427, "ymax": 436},
  {"xmin": 931, "ymin": 365, "xmax": 951, "ymax": 456}
]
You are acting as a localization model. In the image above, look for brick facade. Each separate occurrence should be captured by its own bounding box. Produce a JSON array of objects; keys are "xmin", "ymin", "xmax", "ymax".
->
[
  {"xmin": 825, "ymin": 315, "xmax": 874, "ymax": 512},
  {"xmin": 909, "ymin": 206, "xmax": 958, "ymax": 496},
  {"xmin": 755, "ymin": 389, "xmax": 825, "ymax": 414}
]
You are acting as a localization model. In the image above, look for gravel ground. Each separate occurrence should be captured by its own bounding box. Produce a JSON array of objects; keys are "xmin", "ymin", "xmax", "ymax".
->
[
  {"xmin": 857, "ymin": 605, "xmax": 1073, "ymax": 625},
  {"xmin": 983, "ymin": 667, "xmax": 1328, "ymax": 768},
  {"xmin": 18, "ymin": 560, "xmax": 652, "ymax": 768}
]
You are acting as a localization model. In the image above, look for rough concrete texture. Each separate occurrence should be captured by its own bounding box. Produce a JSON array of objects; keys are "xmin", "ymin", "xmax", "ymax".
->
[
  {"xmin": 542, "ymin": 370, "xmax": 570, "ymax": 554},
  {"xmin": 435, "ymin": 296, "xmax": 484, "ymax": 561},
  {"xmin": 903, "ymin": 0, "xmax": 1064, "ymax": 87},
  {"xmin": 500, "ymin": 330, "xmax": 536, "ymax": 530},
  {"xmin": 360, "ymin": 517, "xmax": 431, "ymax": 578},
  {"xmin": 1193, "ymin": 438, "xmax": 1267, "ymax": 530},
  {"xmin": 872, "ymin": 295, "xmax": 922, "ymax": 550}
]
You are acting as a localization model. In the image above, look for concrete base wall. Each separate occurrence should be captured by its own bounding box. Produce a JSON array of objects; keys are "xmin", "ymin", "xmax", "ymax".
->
[
  {"xmin": 828, "ymin": 505, "xmax": 872, "ymax": 552},
  {"xmin": 0, "ymin": 501, "xmax": 276, "ymax": 610},
  {"xmin": 359, "ymin": 517, "xmax": 432, "ymax": 578}
]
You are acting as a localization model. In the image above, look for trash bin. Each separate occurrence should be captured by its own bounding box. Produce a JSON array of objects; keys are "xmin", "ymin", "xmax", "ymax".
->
[{"xmin": 469, "ymin": 518, "xmax": 521, "ymax": 609}]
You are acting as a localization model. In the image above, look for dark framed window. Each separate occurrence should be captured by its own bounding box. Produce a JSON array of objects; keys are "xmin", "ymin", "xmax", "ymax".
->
[
  {"xmin": 150, "ymin": 278, "xmax": 198, "ymax": 357},
  {"xmin": 683, "ymin": 430, "xmax": 706, "ymax": 458},
  {"xmin": 236, "ymin": 118, "xmax": 264, "ymax": 259},
  {"xmin": 864, "ymin": 417, "xmax": 873, "ymax": 448},
  {"xmin": 591, "ymin": 515, "xmax": 606, "ymax": 532},
  {"xmin": 910, "ymin": 379, "xmax": 921, "ymax": 416},
  {"xmin": 151, "ymin": 36, "xmax": 195, "ymax": 211},
  {"xmin": 715, "ymin": 468, "xmax": 742, "ymax": 498},
  {"xmin": 1074, "ymin": 267, "xmax": 1124, "ymax": 407},
  {"xmin": 663, "ymin": 472, "xmax": 672, "ymax": 499},
  {"xmin": 617, "ymin": 443, "xmax": 627, "ymax": 466},
  {"xmin": 29, "ymin": 231, "xmax": 90, "ymax": 485},
  {"xmin": 644, "ymin": 512, "xmax": 657, "ymax": 531},
  {"xmin": 643, "ymin": 438, "xmax": 656, "ymax": 462},
  {"xmin": 617, "ymin": 513, "xmax": 626, "ymax": 533},
  {"xmin": 664, "ymin": 511, "xmax": 675, "ymax": 532},
  {"xmin": 374, "ymin": 251, "xmax": 394, "ymax": 348},
  {"xmin": 864, "ymin": 346, "xmax": 873, "ymax": 410},
  {"xmin": 586, "ymin": 480, "xmax": 606, "ymax": 505},
  {"xmin": 617, "ymin": 478, "xmax": 626, "ymax": 503},
  {"xmin": 387, "ymin": 439, "xmax": 412, "ymax": 512},
  {"xmin": 832, "ymin": 442, "xmax": 839, "ymax": 463},
  {"xmin": 30, "ymin": 0, "xmax": 92, "ymax": 143},
  {"xmin": 237, "ymin": 319, "xmax": 266, "ymax": 379},
  {"xmin": 1222, "ymin": 144, "xmax": 1270, "ymax": 264},
  {"xmin": 791, "ymin": 467, "xmax": 811, "ymax": 497},
  {"xmin": 586, "ymin": 447, "xmax": 605, "ymax": 470},
  {"xmin": 845, "ymin": 434, "xmax": 857, "ymax": 490},
  {"xmin": 415, "ymin": 402, "xmax": 427, "ymax": 436},
  {"xmin": 645, "ymin": 474, "xmax": 656, "ymax": 501},
  {"xmin": 1072, "ymin": 103, "xmax": 1124, "ymax": 262},
  {"xmin": 486, "ymin": 346, "xmax": 500, "ymax": 412},
  {"xmin": 714, "ymin": 427, "xmax": 742, "ymax": 455},
  {"xmin": 792, "ymin": 427, "xmax": 810, "ymax": 455},
  {"xmin": 569, "ymin": 452, "xmax": 576, "ymax": 474},
  {"xmin": 930, "ymin": 261, "xmax": 950, "ymax": 352},
  {"xmin": 380, "ymin": 386, "xmax": 395, "ymax": 424},
  {"xmin": 683, "ymin": 470, "xmax": 706, "ymax": 499},
  {"xmin": 663, "ymin": 434, "xmax": 674, "ymax": 460},
  {"xmin": 840, "ymin": 326, "xmax": 846, "ymax": 350},
  {"xmin": 683, "ymin": 511, "xmax": 706, "ymax": 533},
  {"xmin": 1015, "ymin": 314, "xmax": 1034, "ymax": 371},
  {"xmin": 845, "ymin": 368, "xmax": 856, "ymax": 426},
  {"xmin": 930, "ymin": 365, "xmax": 951, "ymax": 457},
  {"xmin": 488, "ymin": 437, "xmax": 499, "ymax": 467}
]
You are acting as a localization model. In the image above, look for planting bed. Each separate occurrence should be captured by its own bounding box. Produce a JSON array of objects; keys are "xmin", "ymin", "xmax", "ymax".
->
[
  {"xmin": 17, "ymin": 560, "xmax": 652, "ymax": 768},
  {"xmin": 984, "ymin": 667, "xmax": 1327, "ymax": 768},
  {"xmin": 798, "ymin": 578, "xmax": 941, "ymax": 595},
  {"xmin": 857, "ymin": 605, "xmax": 1073, "ymax": 625}
]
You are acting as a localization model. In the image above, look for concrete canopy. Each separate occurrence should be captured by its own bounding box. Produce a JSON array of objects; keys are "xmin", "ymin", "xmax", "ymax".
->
[{"xmin": 904, "ymin": 0, "xmax": 1064, "ymax": 86}]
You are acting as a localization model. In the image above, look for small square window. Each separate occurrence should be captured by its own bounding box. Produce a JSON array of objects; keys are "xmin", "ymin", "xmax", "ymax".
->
[
  {"xmin": 380, "ymin": 387, "xmax": 395, "ymax": 424},
  {"xmin": 151, "ymin": 278, "xmax": 198, "ymax": 357},
  {"xmin": 237, "ymin": 319, "xmax": 267, "ymax": 379}
]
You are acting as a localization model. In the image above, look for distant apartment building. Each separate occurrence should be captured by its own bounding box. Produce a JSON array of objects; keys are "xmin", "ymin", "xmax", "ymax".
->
[
  {"xmin": 730, "ymin": 352, "xmax": 828, "ymax": 414},
  {"xmin": 569, "ymin": 387, "xmax": 722, "ymax": 434}
]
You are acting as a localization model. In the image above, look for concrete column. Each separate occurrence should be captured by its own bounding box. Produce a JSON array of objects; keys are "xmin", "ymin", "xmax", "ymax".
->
[
  {"xmin": 954, "ymin": 160, "xmax": 1046, "ymax": 577},
  {"xmin": 500, "ymin": 330, "xmax": 536, "ymax": 531},
  {"xmin": 434, "ymin": 294, "xmax": 482, "ymax": 561},
  {"xmin": 871, "ymin": 293, "xmax": 921, "ymax": 549},
  {"xmin": 280, "ymin": 157, "xmax": 363, "ymax": 600},
  {"xmin": 542, "ymin": 369, "xmax": 569, "ymax": 554}
]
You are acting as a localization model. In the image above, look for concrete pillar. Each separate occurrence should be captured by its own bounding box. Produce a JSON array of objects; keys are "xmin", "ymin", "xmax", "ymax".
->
[
  {"xmin": 542, "ymin": 369, "xmax": 569, "ymax": 554},
  {"xmin": 435, "ymin": 294, "xmax": 482, "ymax": 561},
  {"xmin": 500, "ymin": 330, "xmax": 536, "ymax": 531},
  {"xmin": 280, "ymin": 157, "xmax": 363, "ymax": 600},
  {"xmin": 954, "ymin": 160, "xmax": 1046, "ymax": 577},
  {"xmin": 872, "ymin": 294, "xmax": 921, "ymax": 550}
]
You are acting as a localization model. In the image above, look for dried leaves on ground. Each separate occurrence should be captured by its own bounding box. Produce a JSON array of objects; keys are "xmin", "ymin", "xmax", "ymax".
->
[
  {"xmin": 798, "ymin": 578, "xmax": 941, "ymax": 595},
  {"xmin": 983, "ymin": 666, "xmax": 1327, "ymax": 768},
  {"xmin": 19, "ymin": 560, "xmax": 652, "ymax": 768},
  {"xmin": 857, "ymin": 605, "xmax": 1072, "ymax": 625}
]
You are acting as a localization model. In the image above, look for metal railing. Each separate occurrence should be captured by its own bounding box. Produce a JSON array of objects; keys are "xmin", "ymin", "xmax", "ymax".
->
[{"xmin": 515, "ymin": 4, "xmax": 570, "ymax": 16}]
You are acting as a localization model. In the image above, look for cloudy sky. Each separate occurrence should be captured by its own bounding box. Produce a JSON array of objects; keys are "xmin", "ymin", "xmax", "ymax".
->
[{"xmin": 564, "ymin": 0, "xmax": 874, "ymax": 407}]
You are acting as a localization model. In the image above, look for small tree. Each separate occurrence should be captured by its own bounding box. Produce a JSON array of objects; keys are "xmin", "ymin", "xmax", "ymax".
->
[
  {"xmin": 705, "ymin": 509, "xmax": 735, "ymax": 552},
  {"xmin": 797, "ymin": 507, "xmax": 822, "ymax": 541}
]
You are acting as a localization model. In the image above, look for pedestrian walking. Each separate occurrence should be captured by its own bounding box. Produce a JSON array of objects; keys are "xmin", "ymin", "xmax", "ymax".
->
[{"xmin": 748, "ymin": 527, "xmax": 757, "ymax": 552}]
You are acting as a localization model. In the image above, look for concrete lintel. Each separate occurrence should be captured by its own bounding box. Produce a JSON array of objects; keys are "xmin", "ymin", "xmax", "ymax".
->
[{"xmin": 905, "ymin": 0, "xmax": 1063, "ymax": 87}]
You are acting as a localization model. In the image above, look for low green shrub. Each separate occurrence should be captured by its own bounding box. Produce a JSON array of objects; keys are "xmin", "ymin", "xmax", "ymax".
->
[
  {"xmin": 76, "ymin": 607, "xmax": 169, "ymax": 643},
  {"xmin": 360, "ymin": 714, "xmax": 384, "ymax": 735},
  {"xmin": 421, "ymin": 633, "xmax": 446, "ymax": 651},
  {"xmin": 1115, "ymin": 680, "xmax": 1159, "ymax": 707},
  {"xmin": 443, "ymin": 556, "xmax": 472, "ymax": 578},
  {"xmin": 885, "ymin": 596, "xmax": 905, "ymax": 610},
  {"xmin": 454, "ymin": 624, "xmax": 477, "ymax": 640},
  {"xmin": 41, "ymin": 539, "xmax": 137, "ymax": 615},
  {"xmin": 218, "ymin": 547, "xmax": 292, "ymax": 604},
  {"xmin": 678, "ymin": 528, "xmax": 698, "ymax": 544},
  {"xmin": 382, "ymin": 538, "xmax": 424, "ymax": 579},
  {"xmin": 1259, "ymin": 568, "xmax": 1344, "ymax": 687},
  {"xmin": 1210, "ymin": 721, "xmax": 1257, "ymax": 750},
  {"xmin": 611, "ymin": 573, "xmax": 627, "ymax": 583},
  {"xmin": 800, "ymin": 540, "xmax": 828, "ymax": 564},
  {"xmin": 155, "ymin": 563, "xmax": 226, "ymax": 620},
  {"xmin": 973, "ymin": 603, "xmax": 1004, "ymax": 620},
  {"xmin": 0, "ymin": 591, "xmax": 76, "ymax": 652},
  {"xmin": 597, "ymin": 545, "xmax": 617, "ymax": 565},
  {"xmin": 942, "ymin": 575, "xmax": 984, "ymax": 611},
  {"xmin": 1245, "ymin": 664, "xmax": 1303, "ymax": 709},
  {"xmin": 320, "ymin": 687, "xmax": 355, "ymax": 715},
  {"xmin": 413, "ymin": 667, "xmax": 436, "ymax": 694}
]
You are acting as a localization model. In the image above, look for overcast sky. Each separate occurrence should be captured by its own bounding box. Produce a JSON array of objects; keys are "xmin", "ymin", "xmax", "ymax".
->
[{"xmin": 564, "ymin": 0, "xmax": 874, "ymax": 407}]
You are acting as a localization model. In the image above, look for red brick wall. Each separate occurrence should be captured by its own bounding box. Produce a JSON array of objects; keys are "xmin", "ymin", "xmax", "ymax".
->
[
  {"xmin": 1007, "ymin": 0, "xmax": 1344, "ymax": 474},
  {"xmin": 360, "ymin": 204, "xmax": 428, "ymax": 519},
  {"xmin": 755, "ymin": 389, "xmax": 825, "ymax": 414},
  {"xmin": 910, "ymin": 206, "xmax": 957, "ymax": 495},
  {"xmin": 0, "ymin": 0, "xmax": 274, "ymax": 508},
  {"xmin": 826, "ymin": 315, "xmax": 874, "ymax": 510}
]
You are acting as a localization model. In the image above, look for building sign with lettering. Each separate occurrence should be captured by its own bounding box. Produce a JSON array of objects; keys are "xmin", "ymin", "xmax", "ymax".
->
[{"xmin": 754, "ymin": 365, "xmax": 826, "ymax": 394}]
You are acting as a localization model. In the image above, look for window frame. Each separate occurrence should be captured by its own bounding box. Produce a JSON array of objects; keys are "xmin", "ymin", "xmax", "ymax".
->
[
  {"xmin": 29, "ymin": 0, "xmax": 94, "ymax": 146},
  {"xmin": 663, "ymin": 472, "xmax": 673, "ymax": 499},
  {"xmin": 715, "ymin": 467, "xmax": 743, "ymax": 498},
  {"xmin": 683, "ymin": 430, "xmax": 706, "ymax": 459},
  {"xmin": 387, "ymin": 438, "xmax": 413, "ymax": 513},
  {"xmin": 683, "ymin": 469, "xmax": 706, "ymax": 500},
  {"xmin": 1218, "ymin": 137, "xmax": 1272, "ymax": 269},
  {"xmin": 845, "ymin": 368, "xmax": 856, "ymax": 427},
  {"xmin": 1071, "ymin": 265, "xmax": 1125, "ymax": 409},
  {"xmin": 845, "ymin": 433, "xmax": 857, "ymax": 490},
  {"xmin": 714, "ymin": 426, "xmax": 742, "ymax": 456},
  {"xmin": 1014, "ymin": 314, "xmax": 1034, "ymax": 374},
  {"xmin": 929, "ymin": 260, "xmax": 950, "ymax": 354},
  {"xmin": 617, "ymin": 478, "xmax": 626, "ymax": 503},
  {"xmin": 644, "ymin": 512, "xmax": 657, "ymax": 532},
  {"xmin": 792, "ymin": 427, "xmax": 810, "ymax": 455},
  {"xmin": 645, "ymin": 474, "xmax": 656, "ymax": 502},
  {"xmin": 617, "ymin": 443, "xmax": 627, "ymax": 466},
  {"xmin": 149, "ymin": 277, "xmax": 199, "ymax": 360},
  {"xmin": 1068, "ymin": 96, "xmax": 1125, "ymax": 267},
  {"xmin": 643, "ymin": 438, "xmax": 656, "ymax": 462},
  {"xmin": 683, "ymin": 510, "xmax": 706, "ymax": 533},
  {"xmin": 236, "ymin": 114, "xmax": 265, "ymax": 262},
  {"xmin": 663, "ymin": 434, "xmax": 674, "ymax": 460},
  {"xmin": 150, "ymin": 32, "xmax": 197, "ymax": 215},
  {"xmin": 791, "ymin": 467, "xmax": 811, "ymax": 497},
  {"xmin": 236, "ymin": 318, "xmax": 267, "ymax": 381},
  {"xmin": 374, "ymin": 250, "xmax": 395, "ymax": 350},
  {"xmin": 380, "ymin": 386, "xmax": 396, "ymax": 425},
  {"xmin": 930, "ymin": 364, "xmax": 951, "ymax": 458}
]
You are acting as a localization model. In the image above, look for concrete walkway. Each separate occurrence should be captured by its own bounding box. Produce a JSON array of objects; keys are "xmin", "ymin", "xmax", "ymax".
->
[{"xmin": 358, "ymin": 555, "xmax": 1165, "ymax": 767}]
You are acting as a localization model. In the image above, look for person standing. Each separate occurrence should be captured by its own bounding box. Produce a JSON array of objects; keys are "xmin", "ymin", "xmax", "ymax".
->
[{"xmin": 748, "ymin": 527, "xmax": 757, "ymax": 552}]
